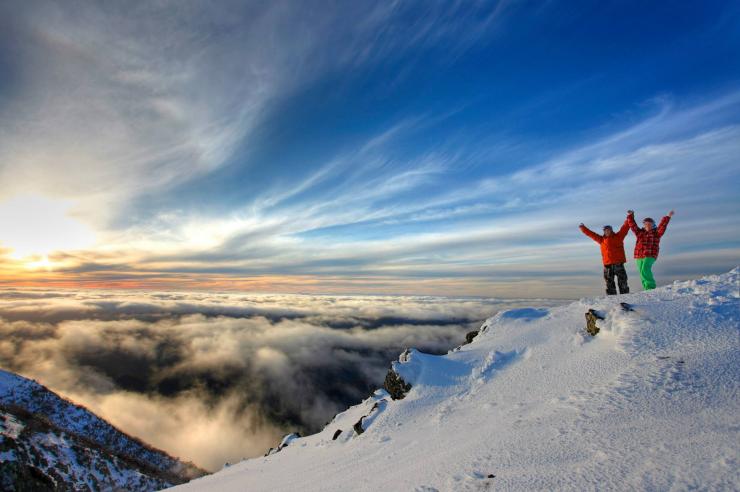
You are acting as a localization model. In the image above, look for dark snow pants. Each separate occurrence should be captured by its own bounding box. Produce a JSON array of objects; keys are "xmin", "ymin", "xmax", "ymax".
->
[{"xmin": 603, "ymin": 263, "xmax": 629, "ymax": 295}]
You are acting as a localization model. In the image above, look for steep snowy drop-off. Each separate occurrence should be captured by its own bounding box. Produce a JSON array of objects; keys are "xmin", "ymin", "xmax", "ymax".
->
[
  {"xmin": 0, "ymin": 407, "xmax": 176, "ymax": 490},
  {"xmin": 173, "ymin": 269, "xmax": 739, "ymax": 491},
  {"xmin": 0, "ymin": 369, "xmax": 204, "ymax": 490}
]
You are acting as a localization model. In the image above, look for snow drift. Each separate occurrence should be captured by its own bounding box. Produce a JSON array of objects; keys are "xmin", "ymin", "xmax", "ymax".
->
[{"xmin": 173, "ymin": 269, "xmax": 740, "ymax": 491}]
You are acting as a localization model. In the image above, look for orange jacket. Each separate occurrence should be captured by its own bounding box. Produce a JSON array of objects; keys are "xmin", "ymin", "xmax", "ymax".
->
[{"xmin": 580, "ymin": 221, "xmax": 629, "ymax": 265}]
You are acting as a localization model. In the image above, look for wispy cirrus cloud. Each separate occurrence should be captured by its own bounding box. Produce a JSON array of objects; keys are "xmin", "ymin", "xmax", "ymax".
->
[
  {"xmin": 0, "ymin": 0, "xmax": 506, "ymax": 223},
  {"xmin": 23, "ymin": 91, "xmax": 733, "ymax": 296},
  {"xmin": 0, "ymin": 1, "xmax": 737, "ymax": 295}
]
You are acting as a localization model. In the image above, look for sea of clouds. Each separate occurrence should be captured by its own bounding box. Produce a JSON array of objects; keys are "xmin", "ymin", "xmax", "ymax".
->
[{"xmin": 0, "ymin": 288, "xmax": 562, "ymax": 470}]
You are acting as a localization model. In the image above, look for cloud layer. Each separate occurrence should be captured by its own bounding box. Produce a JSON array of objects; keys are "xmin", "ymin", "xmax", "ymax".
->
[{"xmin": 0, "ymin": 288, "xmax": 560, "ymax": 469}]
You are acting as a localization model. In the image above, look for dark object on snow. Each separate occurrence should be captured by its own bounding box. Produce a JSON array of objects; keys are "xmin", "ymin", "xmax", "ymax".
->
[
  {"xmin": 332, "ymin": 429, "xmax": 342, "ymax": 441},
  {"xmin": 353, "ymin": 417, "xmax": 365, "ymax": 435},
  {"xmin": 620, "ymin": 302, "xmax": 634, "ymax": 312},
  {"xmin": 464, "ymin": 330, "xmax": 479, "ymax": 345},
  {"xmin": 352, "ymin": 400, "xmax": 387, "ymax": 436},
  {"xmin": 354, "ymin": 405, "xmax": 375, "ymax": 436},
  {"xmin": 265, "ymin": 432, "xmax": 301, "ymax": 456},
  {"xmin": 487, "ymin": 474, "xmax": 496, "ymax": 478},
  {"xmin": 279, "ymin": 433, "xmax": 300, "ymax": 451},
  {"xmin": 657, "ymin": 355, "xmax": 684, "ymax": 364},
  {"xmin": 585, "ymin": 309, "xmax": 605, "ymax": 336},
  {"xmin": 384, "ymin": 369, "xmax": 412, "ymax": 400}
]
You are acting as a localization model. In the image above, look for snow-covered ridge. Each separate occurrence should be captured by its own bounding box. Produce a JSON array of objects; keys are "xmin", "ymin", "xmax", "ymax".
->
[
  {"xmin": 173, "ymin": 268, "xmax": 740, "ymax": 491},
  {"xmin": 0, "ymin": 369, "xmax": 205, "ymax": 489},
  {"xmin": 1, "ymin": 406, "xmax": 177, "ymax": 490}
]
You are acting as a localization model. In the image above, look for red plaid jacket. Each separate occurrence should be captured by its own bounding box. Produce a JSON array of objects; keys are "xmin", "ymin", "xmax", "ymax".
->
[{"xmin": 627, "ymin": 213, "xmax": 671, "ymax": 259}]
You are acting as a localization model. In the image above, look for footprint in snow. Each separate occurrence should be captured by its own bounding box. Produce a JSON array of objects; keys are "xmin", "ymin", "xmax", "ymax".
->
[{"xmin": 447, "ymin": 471, "xmax": 496, "ymax": 491}]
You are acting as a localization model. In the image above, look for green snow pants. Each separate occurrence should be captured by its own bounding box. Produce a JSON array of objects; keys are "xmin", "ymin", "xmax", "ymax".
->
[{"xmin": 636, "ymin": 257, "xmax": 657, "ymax": 290}]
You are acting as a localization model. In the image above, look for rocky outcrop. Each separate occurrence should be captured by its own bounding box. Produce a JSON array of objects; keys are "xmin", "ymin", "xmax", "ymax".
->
[
  {"xmin": 584, "ymin": 309, "xmax": 604, "ymax": 336},
  {"xmin": 0, "ymin": 405, "xmax": 182, "ymax": 491},
  {"xmin": 352, "ymin": 418, "xmax": 365, "ymax": 435},
  {"xmin": 265, "ymin": 433, "xmax": 301, "ymax": 456},
  {"xmin": 353, "ymin": 400, "xmax": 387, "ymax": 436},
  {"xmin": 0, "ymin": 369, "xmax": 206, "ymax": 490},
  {"xmin": 584, "ymin": 304, "xmax": 634, "ymax": 336},
  {"xmin": 464, "ymin": 330, "xmax": 479, "ymax": 345},
  {"xmin": 0, "ymin": 369, "xmax": 205, "ymax": 484},
  {"xmin": 383, "ymin": 369, "xmax": 412, "ymax": 400}
]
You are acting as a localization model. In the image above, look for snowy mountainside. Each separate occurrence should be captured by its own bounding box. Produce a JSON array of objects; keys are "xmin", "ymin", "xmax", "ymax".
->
[
  {"xmin": 1, "ymin": 406, "xmax": 173, "ymax": 490},
  {"xmin": 173, "ymin": 269, "xmax": 740, "ymax": 491},
  {"xmin": 0, "ymin": 370, "xmax": 205, "ymax": 490}
]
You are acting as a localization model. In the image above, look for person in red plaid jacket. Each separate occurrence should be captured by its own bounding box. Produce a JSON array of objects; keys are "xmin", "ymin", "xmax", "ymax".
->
[{"xmin": 626, "ymin": 209, "xmax": 674, "ymax": 290}]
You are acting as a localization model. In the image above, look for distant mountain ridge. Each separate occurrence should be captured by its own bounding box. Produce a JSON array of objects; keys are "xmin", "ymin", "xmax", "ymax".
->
[{"xmin": 0, "ymin": 368, "xmax": 206, "ymax": 491}]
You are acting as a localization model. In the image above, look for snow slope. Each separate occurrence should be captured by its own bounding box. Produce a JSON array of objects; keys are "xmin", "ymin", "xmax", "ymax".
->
[{"xmin": 173, "ymin": 269, "xmax": 740, "ymax": 491}]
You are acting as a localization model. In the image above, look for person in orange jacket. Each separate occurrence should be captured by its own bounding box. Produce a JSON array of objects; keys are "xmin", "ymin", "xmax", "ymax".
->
[{"xmin": 579, "ymin": 220, "xmax": 630, "ymax": 295}]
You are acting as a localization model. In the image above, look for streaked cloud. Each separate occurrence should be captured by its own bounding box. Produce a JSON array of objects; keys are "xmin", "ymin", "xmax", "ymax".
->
[{"xmin": 0, "ymin": 1, "xmax": 737, "ymax": 295}]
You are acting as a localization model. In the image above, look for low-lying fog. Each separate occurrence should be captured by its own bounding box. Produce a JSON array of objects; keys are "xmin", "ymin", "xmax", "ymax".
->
[{"xmin": 0, "ymin": 288, "xmax": 563, "ymax": 470}]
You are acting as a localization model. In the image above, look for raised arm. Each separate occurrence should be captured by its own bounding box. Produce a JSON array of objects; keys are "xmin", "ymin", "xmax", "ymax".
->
[
  {"xmin": 617, "ymin": 219, "xmax": 630, "ymax": 239},
  {"xmin": 657, "ymin": 210, "xmax": 673, "ymax": 237},
  {"xmin": 579, "ymin": 223, "xmax": 602, "ymax": 243},
  {"xmin": 626, "ymin": 210, "xmax": 640, "ymax": 235}
]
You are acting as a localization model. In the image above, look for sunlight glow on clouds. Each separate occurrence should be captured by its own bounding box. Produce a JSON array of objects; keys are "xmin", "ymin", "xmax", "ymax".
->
[
  {"xmin": 0, "ymin": 194, "xmax": 95, "ymax": 259},
  {"xmin": 0, "ymin": 1, "xmax": 737, "ymax": 296}
]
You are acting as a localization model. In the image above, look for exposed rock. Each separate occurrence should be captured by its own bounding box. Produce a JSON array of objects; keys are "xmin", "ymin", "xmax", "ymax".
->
[
  {"xmin": 0, "ymin": 405, "xmax": 180, "ymax": 491},
  {"xmin": 331, "ymin": 429, "xmax": 342, "ymax": 441},
  {"xmin": 399, "ymin": 348, "xmax": 412, "ymax": 362},
  {"xmin": 464, "ymin": 330, "xmax": 479, "ymax": 345},
  {"xmin": 0, "ymin": 369, "xmax": 205, "ymax": 487},
  {"xmin": 265, "ymin": 433, "xmax": 301, "ymax": 456},
  {"xmin": 585, "ymin": 309, "xmax": 604, "ymax": 336},
  {"xmin": 383, "ymin": 369, "xmax": 412, "ymax": 400},
  {"xmin": 353, "ymin": 417, "xmax": 365, "ymax": 436},
  {"xmin": 353, "ymin": 400, "xmax": 387, "ymax": 436}
]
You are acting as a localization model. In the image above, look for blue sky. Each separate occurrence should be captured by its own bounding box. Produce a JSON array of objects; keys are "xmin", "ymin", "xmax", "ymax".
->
[{"xmin": 0, "ymin": 0, "xmax": 738, "ymax": 296}]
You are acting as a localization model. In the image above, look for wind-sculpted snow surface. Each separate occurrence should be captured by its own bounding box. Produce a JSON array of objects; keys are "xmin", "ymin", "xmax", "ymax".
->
[{"xmin": 172, "ymin": 268, "xmax": 740, "ymax": 491}]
